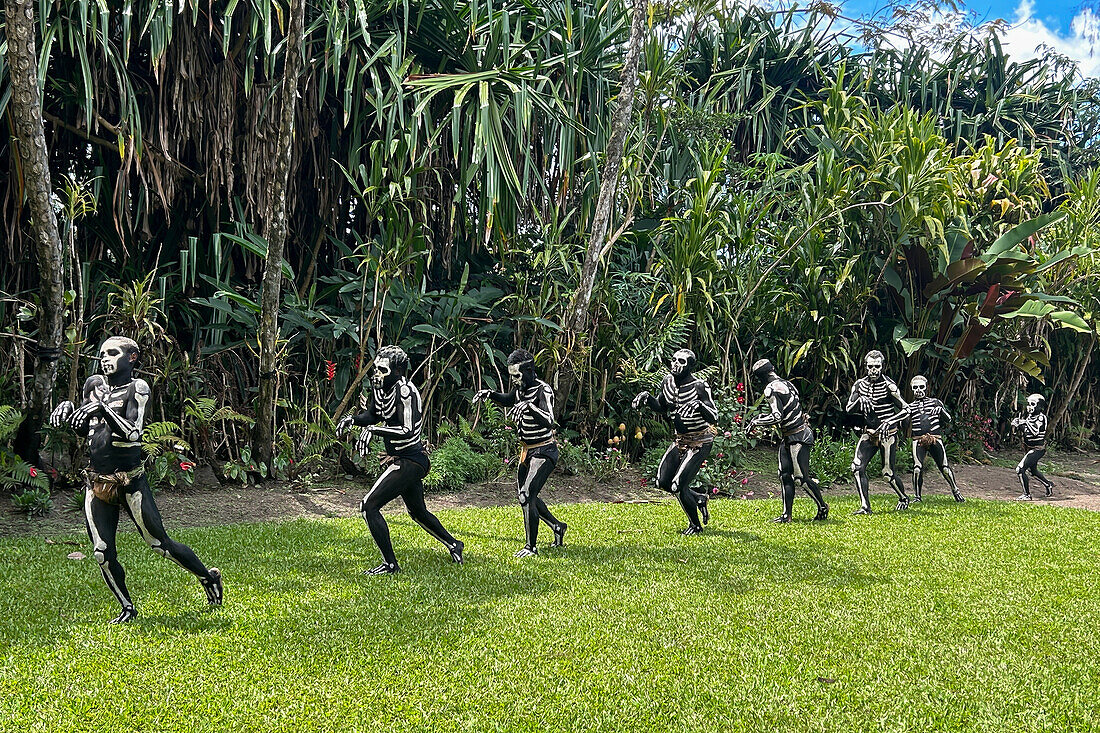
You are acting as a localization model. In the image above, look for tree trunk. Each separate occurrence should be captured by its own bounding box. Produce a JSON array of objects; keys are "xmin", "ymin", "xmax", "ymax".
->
[
  {"xmin": 1049, "ymin": 333, "xmax": 1095, "ymax": 442},
  {"xmin": 5, "ymin": 0, "xmax": 66, "ymax": 465},
  {"xmin": 563, "ymin": 0, "xmax": 647, "ymax": 337},
  {"xmin": 251, "ymin": 0, "xmax": 305, "ymax": 466}
]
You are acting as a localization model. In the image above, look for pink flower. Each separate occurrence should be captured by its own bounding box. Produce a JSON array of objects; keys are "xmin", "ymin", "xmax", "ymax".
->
[
  {"xmin": 504, "ymin": 458, "xmax": 511, "ymax": 465},
  {"xmin": 28, "ymin": 467, "xmax": 38, "ymax": 477},
  {"xmin": 741, "ymin": 477, "xmax": 749, "ymax": 485},
  {"xmin": 505, "ymin": 426, "xmax": 512, "ymax": 431},
  {"xmin": 717, "ymin": 453, "xmax": 724, "ymax": 458},
  {"xmin": 712, "ymin": 487, "xmax": 719, "ymax": 494},
  {"xmin": 723, "ymin": 431, "xmax": 732, "ymax": 438}
]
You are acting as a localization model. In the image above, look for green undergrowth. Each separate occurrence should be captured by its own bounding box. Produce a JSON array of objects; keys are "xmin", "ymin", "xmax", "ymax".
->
[{"xmin": 1, "ymin": 496, "xmax": 1098, "ymax": 732}]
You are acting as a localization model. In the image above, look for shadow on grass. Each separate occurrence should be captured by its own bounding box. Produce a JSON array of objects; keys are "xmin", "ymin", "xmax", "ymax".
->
[{"xmin": 4, "ymin": 495, "xmax": 1050, "ymax": 650}]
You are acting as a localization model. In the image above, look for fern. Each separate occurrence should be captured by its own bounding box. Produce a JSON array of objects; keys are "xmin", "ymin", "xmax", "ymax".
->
[
  {"xmin": 142, "ymin": 421, "xmax": 191, "ymax": 457},
  {"xmin": 0, "ymin": 405, "xmax": 24, "ymax": 442},
  {"xmin": 185, "ymin": 398, "xmax": 253, "ymax": 427},
  {"xmin": 0, "ymin": 459, "xmax": 49, "ymax": 491},
  {"xmin": 618, "ymin": 315, "xmax": 699, "ymax": 389}
]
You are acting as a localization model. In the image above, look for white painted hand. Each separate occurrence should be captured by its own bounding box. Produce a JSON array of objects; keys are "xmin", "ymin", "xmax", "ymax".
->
[{"xmin": 49, "ymin": 401, "xmax": 75, "ymax": 428}]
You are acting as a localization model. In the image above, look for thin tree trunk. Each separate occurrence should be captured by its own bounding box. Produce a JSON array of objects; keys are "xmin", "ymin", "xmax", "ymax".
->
[
  {"xmin": 1049, "ymin": 333, "xmax": 1094, "ymax": 441},
  {"xmin": 563, "ymin": 0, "xmax": 647, "ymax": 337},
  {"xmin": 252, "ymin": 0, "xmax": 305, "ymax": 466},
  {"xmin": 5, "ymin": 0, "xmax": 66, "ymax": 465}
]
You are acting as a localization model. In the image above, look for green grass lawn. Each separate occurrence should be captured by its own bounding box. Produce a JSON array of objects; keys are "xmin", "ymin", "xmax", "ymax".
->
[{"xmin": 2, "ymin": 495, "xmax": 1099, "ymax": 733}]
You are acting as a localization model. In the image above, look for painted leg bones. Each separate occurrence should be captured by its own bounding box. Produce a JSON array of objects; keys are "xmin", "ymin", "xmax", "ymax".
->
[
  {"xmin": 53, "ymin": 336, "xmax": 222, "ymax": 622},
  {"xmin": 632, "ymin": 350, "xmax": 718, "ymax": 534}
]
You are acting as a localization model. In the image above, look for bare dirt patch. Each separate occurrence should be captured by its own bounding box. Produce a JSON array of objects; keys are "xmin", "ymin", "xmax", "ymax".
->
[
  {"xmin": 3, "ymin": 452, "xmax": 1099, "ymax": 539},
  {"xmin": 0, "ymin": 467, "xmax": 666, "ymax": 539}
]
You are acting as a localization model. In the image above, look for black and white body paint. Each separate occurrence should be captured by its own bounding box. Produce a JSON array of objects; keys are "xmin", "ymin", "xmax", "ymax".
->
[
  {"xmin": 845, "ymin": 350, "xmax": 911, "ymax": 514},
  {"xmin": 746, "ymin": 359, "xmax": 829, "ymax": 523},
  {"xmin": 49, "ymin": 336, "xmax": 221, "ymax": 623},
  {"xmin": 473, "ymin": 349, "xmax": 566, "ymax": 556},
  {"xmin": 1010, "ymin": 394, "xmax": 1053, "ymax": 500},
  {"xmin": 338, "ymin": 346, "xmax": 463, "ymax": 573},
  {"xmin": 883, "ymin": 376, "xmax": 964, "ymax": 503},
  {"xmin": 632, "ymin": 349, "xmax": 718, "ymax": 534}
]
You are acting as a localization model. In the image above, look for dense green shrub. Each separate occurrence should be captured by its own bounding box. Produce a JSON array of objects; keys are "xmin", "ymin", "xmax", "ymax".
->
[
  {"xmin": 424, "ymin": 436, "xmax": 504, "ymax": 491},
  {"xmin": 10, "ymin": 487, "xmax": 52, "ymax": 516}
]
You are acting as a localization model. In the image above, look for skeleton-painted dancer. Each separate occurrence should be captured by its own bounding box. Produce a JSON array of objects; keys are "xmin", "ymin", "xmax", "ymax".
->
[
  {"xmin": 845, "ymin": 350, "xmax": 911, "ymax": 514},
  {"xmin": 632, "ymin": 349, "xmax": 718, "ymax": 535},
  {"xmin": 746, "ymin": 359, "xmax": 829, "ymax": 523},
  {"xmin": 1011, "ymin": 393, "xmax": 1054, "ymax": 500},
  {"xmin": 337, "ymin": 346, "xmax": 463, "ymax": 574},
  {"xmin": 49, "ymin": 336, "xmax": 222, "ymax": 623},
  {"xmin": 473, "ymin": 349, "xmax": 566, "ymax": 557},
  {"xmin": 881, "ymin": 375, "xmax": 964, "ymax": 503}
]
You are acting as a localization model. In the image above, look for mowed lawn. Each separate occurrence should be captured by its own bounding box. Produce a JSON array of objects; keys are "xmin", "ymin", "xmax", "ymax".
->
[{"xmin": 1, "ymin": 495, "xmax": 1098, "ymax": 733}]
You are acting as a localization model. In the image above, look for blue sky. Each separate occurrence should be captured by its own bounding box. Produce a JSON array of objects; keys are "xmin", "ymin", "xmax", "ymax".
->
[{"xmin": 838, "ymin": 0, "xmax": 1099, "ymax": 76}]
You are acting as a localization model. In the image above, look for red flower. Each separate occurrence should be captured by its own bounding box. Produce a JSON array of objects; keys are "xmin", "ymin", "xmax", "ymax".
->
[
  {"xmin": 736, "ymin": 382, "xmax": 745, "ymax": 392},
  {"xmin": 28, "ymin": 467, "xmax": 38, "ymax": 478},
  {"xmin": 734, "ymin": 415, "xmax": 743, "ymax": 424},
  {"xmin": 736, "ymin": 395, "xmax": 745, "ymax": 404},
  {"xmin": 325, "ymin": 360, "xmax": 336, "ymax": 382},
  {"xmin": 179, "ymin": 461, "xmax": 195, "ymax": 472}
]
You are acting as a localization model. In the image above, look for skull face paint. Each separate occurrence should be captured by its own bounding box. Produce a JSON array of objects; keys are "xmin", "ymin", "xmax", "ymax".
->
[
  {"xmin": 1026, "ymin": 393, "xmax": 1043, "ymax": 414},
  {"xmin": 98, "ymin": 337, "xmax": 138, "ymax": 379},
  {"xmin": 670, "ymin": 349, "xmax": 694, "ymax": 377},
  {"xmin": 372, "ymin": 357, "xmax": 392, "ymax": 389},
  {"xmin": 864, "ymin": 352, "xmax": 884, "ymax": 381},
  {"xmin": 508, "ymin": 362, "xmax": 532, "ymax": 391},
  {"xmin": 911, "ymin": 376, "xmax": 928, "ymax": 400}
]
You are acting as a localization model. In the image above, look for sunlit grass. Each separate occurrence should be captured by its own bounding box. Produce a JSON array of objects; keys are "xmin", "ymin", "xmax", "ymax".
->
[{"xmin": 2, "ymin": 495, "xmax": 1098, "ymax": 732}]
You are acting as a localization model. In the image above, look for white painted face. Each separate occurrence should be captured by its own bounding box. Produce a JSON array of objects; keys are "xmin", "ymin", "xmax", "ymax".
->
[
  {"xmin": 372, "ymin": 357, "xmax": 392, "ymax": 389},
  {"xmin": 865, "ymin": 356, "xmax": 884, "ymax": 381},
  {"xmin": 1026, "ymin": 394, "xmax": 1042, "ymax": 414},
  {"xmin": 98, "ymin": 338, "xmax": 134, "ymax": 377},
  {"xmin": 911, "ymin": 376, "xmax": 928, "ymax": 400},
  {"xmin": 508, "ymin": 363, "xmax": 527, "ymax": 390},
  {"xmin": 670, "ymin": 350, "xmax": 692, "ymax": 376}
]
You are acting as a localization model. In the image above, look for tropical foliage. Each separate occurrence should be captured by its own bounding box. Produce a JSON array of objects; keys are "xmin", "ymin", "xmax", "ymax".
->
[{"xmin": 1, "ymin": 0, "xmax": 1098, "ymax": 486}]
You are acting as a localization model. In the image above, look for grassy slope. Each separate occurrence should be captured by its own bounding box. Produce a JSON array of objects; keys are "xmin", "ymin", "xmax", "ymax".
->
[{"xmin": 1, "ymin": 495, "xmax": 1098, "ymax": 733}]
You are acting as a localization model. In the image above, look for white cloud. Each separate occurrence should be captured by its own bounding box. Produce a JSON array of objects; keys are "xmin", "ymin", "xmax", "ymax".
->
[{"xmin": 1000, "ymin": 0, "xmax": 1100, "ymax": 78}]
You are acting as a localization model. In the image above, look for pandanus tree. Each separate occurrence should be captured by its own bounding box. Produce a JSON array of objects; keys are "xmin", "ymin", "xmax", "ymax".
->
[{"xmin": 3, "ymin": 0, "xmax": 66, "ymax": 464}]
